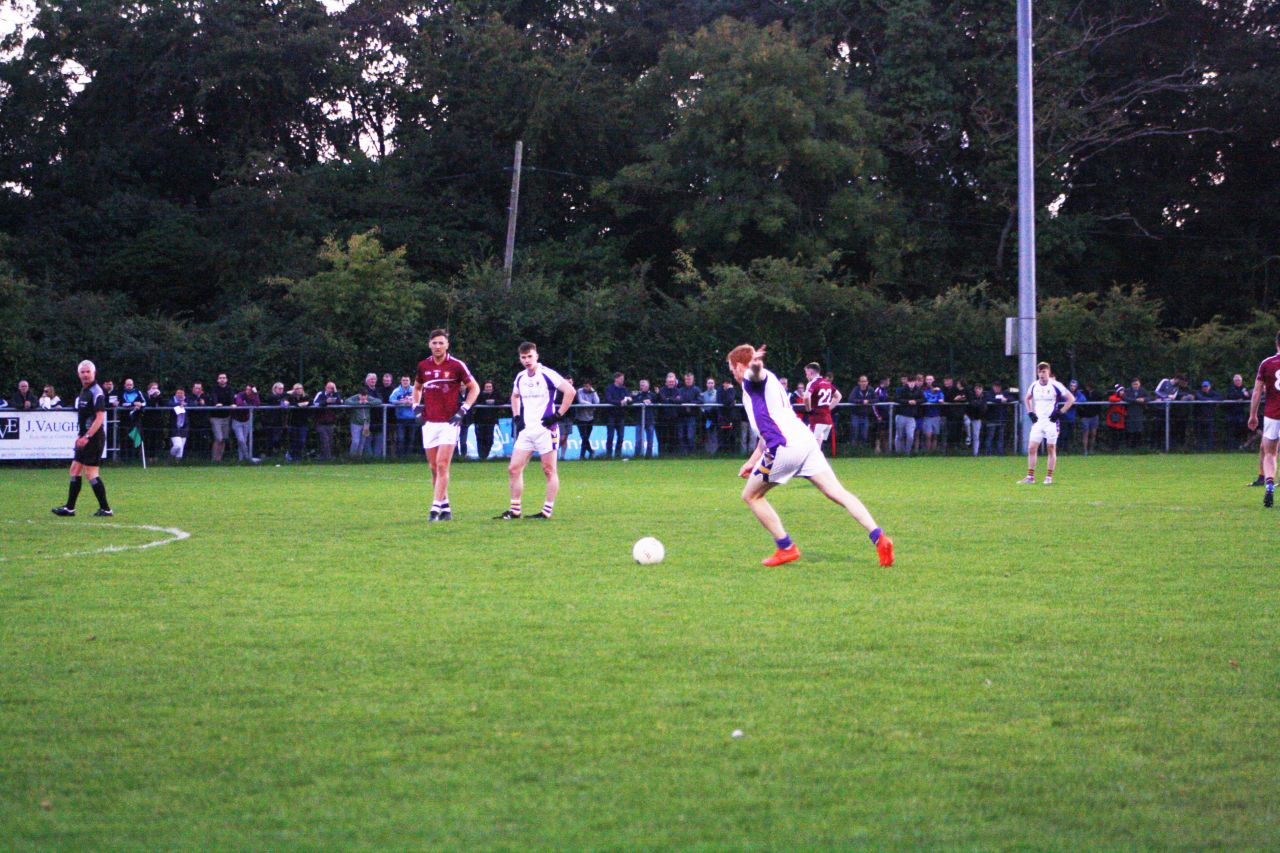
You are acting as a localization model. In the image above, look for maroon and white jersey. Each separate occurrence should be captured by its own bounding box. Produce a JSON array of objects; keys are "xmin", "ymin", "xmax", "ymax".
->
[
  {"xmin": 805, "ymin": 377, "xmax": 837, "ymax": 426},
  {"xmin": 416, "ymin": 355, "xmax": 474, "ymax": 423},
  {"xmin": 1257, "ymin": 353, "xmax": 1280, "ymax": 420}
]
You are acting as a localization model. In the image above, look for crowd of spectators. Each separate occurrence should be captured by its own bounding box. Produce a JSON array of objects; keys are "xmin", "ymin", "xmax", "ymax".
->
[{"xmin": 1, "ymin": 365, "xmax": 1262, "ymax": 463}]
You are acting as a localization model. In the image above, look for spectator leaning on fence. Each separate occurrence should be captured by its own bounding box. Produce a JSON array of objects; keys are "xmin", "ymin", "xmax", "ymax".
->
[
  {"xmin": 168, "ymin": 387, "xmax": 189, "ymax": 461},
  {"xmin": 13, "ymin": 380, "xmax": 37, "ymax": 410},
  {"xmin": 345, "ymin": 387, "xmax": 376, "ymax": 457},
  {"xmin": 602, "ymin": 372, "xmax": 631, "ymax": 459},
  {"xmin": 965, "ymin": 382, "xmax": 987, "ymax": 456},
  {"xmin": 287, "ymin": 383, "xmax": 311, "ymax": 461},
  {"xmin": 231, "ymin": 384, "xmax": 260, "ymax": 462},
  {"xmin": 984, "ymin": 382, "xmax": 1010, "ymax": 455},
  {"xmin": 39, "ymin": 385, "xmax": 61, "ymax": 409},
  {"xmin": 311, "ymin": 381, "xmax": 342, "ymax": 461},
  {"xmin": 634, "ymin": 378, "xmax": 658, "ymax": 458},
  {"xmin": 1077, "ymin": 382, "xmax": 1098, "ymax": 455},
  {"xmin": 921, "ymin": 375, "xmax": 944, "ymax": 452},
  {"xmin": 1124, "ymin": 378, "xmax": 1149, "ymax": 448},
  {"xmin": 471, "ymin": 380, "xmax": 502, "ymax": 462},
  {"xmin": 575, "ymin": 379, "xmax": 599, "ymax": 459},
  {"xmin": 209, "ymin": 373, "xmax": 235, "ymax": 462},
  {"xmin": 1196, "ymin": 380, "xmax": 1221, "ymax": 451},
  {"xmin": 1225, "ymin": 373, "xmax": 1251, "ymax": 447},
  {"xmin": 388, "ymin": 376, "xmax": 417, "ymax": 459},
  {"xmin": 894, "ymin": 376, "xmax": 919, "ymax": 455},
  {"xmin": 187, "ymin": 381, "xmax": 209, "ymax": 459}
]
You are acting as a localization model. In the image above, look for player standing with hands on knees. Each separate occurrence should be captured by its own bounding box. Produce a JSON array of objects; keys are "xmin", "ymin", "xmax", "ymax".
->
[
  {"xmin": 497, "ymin": 342, "xmax": 576, "ymax": 520},
  {"xmin": 727, "ymin": 344, "xmax": 893, "ymax": 568},
  {"xmin": 52, "ymin": 360, "xmax": 112, "ymax": 517},
  {"xmin": 1019, "ymin": 361, "xmax": 1073, "ymax": 485},
  {"xmin": 414, "ymin": 329, "xmax": 480, "ymax": 521},
  {"xmin": 1247, "ymin": 330, "xmax": 1280, "ymax": 508}
]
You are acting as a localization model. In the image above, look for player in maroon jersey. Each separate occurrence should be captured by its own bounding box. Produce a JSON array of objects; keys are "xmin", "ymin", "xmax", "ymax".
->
[
  {"xmin": 413, "ymin": 329, "xmax": 480, "ymax": 521},
  {"xmin": 802, "ymin": 362, "xmax": 842, "ymax": 451},
  {"xmin": 1247, "ymin": 330, "xmax": 1280, "ymax": 508}
]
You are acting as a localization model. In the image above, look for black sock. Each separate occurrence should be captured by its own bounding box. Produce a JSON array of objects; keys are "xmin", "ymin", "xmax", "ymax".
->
[
  {"xmin": 89, "ymin": 477, "xmax": 109, "ymax": 510},
  {"xmin": 66, "ymin": 476, "xmax": 82, "ymax": 509}
]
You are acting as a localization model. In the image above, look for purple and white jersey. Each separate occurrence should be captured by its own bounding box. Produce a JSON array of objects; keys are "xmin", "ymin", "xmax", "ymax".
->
[
  {"xmin": 741, "ymin": 368, "xmax": 818, "ymax": 452},
  {"xmin": 513, "ymin": 364, "xmax": 566, "ymax": 432},
  {"xmin": 1028, "ymin": 379, "xmax": 1070, "ymax": 420}
]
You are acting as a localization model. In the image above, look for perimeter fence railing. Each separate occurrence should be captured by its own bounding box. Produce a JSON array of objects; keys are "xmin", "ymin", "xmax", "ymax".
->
[{"xmin": 3, "ymin": 400, "xmax": 1261, "ymax": 465}]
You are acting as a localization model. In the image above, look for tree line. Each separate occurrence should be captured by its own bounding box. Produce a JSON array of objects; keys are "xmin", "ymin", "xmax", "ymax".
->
[{"xmin": 1, "ymin": 1, "xmax": 1278, "ymax": 389}]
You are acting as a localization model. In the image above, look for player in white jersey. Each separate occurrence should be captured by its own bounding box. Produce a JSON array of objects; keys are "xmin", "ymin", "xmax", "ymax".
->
[
  {"xmin": 1019, "ymin": 361, "xmax": 1074, "ymax": 485},
  {"xmin": 495, "ymin": 341, "xmax": 576, "ymax": 520},
  {"xmin": 727, "ymin": 344, "xmax": 894, "ymax": 568}
]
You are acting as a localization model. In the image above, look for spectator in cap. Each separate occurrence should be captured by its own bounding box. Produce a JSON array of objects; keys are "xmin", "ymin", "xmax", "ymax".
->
[{"xmin": 1196, "ymin": 380, "xmax": 1222, "ymax": 450}]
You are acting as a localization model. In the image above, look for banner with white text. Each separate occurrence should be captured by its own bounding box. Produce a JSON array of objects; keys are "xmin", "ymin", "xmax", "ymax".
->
[{"xmin": 0, "ymin": 411, "xmax": 78, "ymax": 460}]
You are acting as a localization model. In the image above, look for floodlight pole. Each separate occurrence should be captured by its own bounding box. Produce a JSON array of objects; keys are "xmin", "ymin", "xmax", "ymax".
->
[{"xmin": 1016, "ymin": 0, "xmax": 1037, "ymax": 417}]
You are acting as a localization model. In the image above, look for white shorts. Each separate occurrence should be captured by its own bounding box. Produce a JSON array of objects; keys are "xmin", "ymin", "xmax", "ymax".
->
[
  {"xmin": 514, "ymin": 426, "xmax": 558, "ymax": 457},
  {"xmin": 1263, "ymin": 417, "xmax": 1280, "ymax": 442},
  {"xmin": 810, "ymin": 422, "xmax": 832, "ymax": 443},
  {"xmin": 1028, "ymin": 419, "xmax": 1060, "ymax": 446},
  {"xmin": 422, "ymin": 421, "xmax": 460, "ymax": 450},
  {"xmin": 754, "ymin": 441, "xmax": 832, "ymax": 486}
]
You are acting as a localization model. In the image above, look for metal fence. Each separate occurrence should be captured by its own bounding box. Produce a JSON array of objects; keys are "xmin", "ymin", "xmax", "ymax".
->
[{"xmin": 63, "ymin": 398, "xmax": 1258, "ymax": 466}]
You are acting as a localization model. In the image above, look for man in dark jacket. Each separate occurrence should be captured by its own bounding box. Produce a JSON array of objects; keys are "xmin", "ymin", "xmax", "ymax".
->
[
  {"xmin": 847, "ymin": 375, "xmax": 876, "ymax": 448},
  {"xmin": 984, "ymin": 382, "xmax": 1011, "ymax": 455},
  {"xmin": 602, "ymin": 372, "xmax": 632, "ymax": 458},
  {"xmin": 1124, "ymin": 378, "xmax": 1149, "ymax": 448},
  {"xmin": 209, "ymin": 372, "xmax": 236, "ymax": 462},
  {"xmin": 657, "ymin": 372, "xmax": 682, "ymax": 457},
  {"xmin": 471, "ymin": 380, "xmax": 503, "ymax": 461},
  {"xmin": 676, "ymin": 372, "xmax": 701, "ymax": 453},
  {"xmin": 893, "ymin": 377, "xmax": 919, "ymax": 455},
  {"xmin": 187, "ymin": 381, "xmax": 210, "ymax": 459},
  {"xmin": 11, "ymin": 380, "xmax": 38, "ymax": 411},
  {"xmin": 633, "ymin": 378, "xmax": 659, "ymax": 458},
  {"xmin": 312, "ymin": 381, "xmax": 343, "ymax": 460},
  {"xmin": 1196, "ymin": 380, "xmax": 1222, "ymax": 450}
]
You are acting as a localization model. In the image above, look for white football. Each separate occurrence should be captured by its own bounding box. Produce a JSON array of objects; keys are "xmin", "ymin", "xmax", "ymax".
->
[{"xmin": 632, "ymin": 536, "xmax": 665, "ymax": 565}]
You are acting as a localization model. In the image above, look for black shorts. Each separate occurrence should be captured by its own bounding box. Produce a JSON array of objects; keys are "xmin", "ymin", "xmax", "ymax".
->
[{"xmin": 73, "ymin": 433, "xmax": 105, "ymax": 466}]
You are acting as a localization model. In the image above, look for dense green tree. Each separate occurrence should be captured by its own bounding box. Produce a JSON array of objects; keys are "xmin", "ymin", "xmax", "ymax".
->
[{"xmin": 603, "ymin": 18, "xmax": 902, "ymax": 283}]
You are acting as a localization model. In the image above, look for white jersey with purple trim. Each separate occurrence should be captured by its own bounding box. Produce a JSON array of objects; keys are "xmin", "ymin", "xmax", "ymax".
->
[
  {"xmin": 513, "ymin": 364, "xmax": 566, "ymax": 432},
  {"xmin": 741, "ymin": 368, "xmax": 817, "ymax": 452},
  {"xmin": 1028, "ymin": 379, "xmax": 1070, "ymax": 420}
]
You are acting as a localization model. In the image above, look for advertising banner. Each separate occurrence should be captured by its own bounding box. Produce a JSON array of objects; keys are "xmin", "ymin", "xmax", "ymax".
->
[{"xmin": 0, "ymin": 410, "xmax": 79, "ymax": 460}]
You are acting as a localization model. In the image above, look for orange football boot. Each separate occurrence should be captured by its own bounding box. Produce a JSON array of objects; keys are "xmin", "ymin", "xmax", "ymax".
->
[
  {"xmin": 876, "ymin": 534, "xmax": 894, "ymax": 567},
  {"xmin": 762, "ymin": 544, "xmax": 801, "ymax": 567}
]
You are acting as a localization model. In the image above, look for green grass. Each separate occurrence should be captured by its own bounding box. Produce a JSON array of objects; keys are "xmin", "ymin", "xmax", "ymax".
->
[{"xmin": 1, "ymin": 455, "xmax": 1277, "ymax": 850}]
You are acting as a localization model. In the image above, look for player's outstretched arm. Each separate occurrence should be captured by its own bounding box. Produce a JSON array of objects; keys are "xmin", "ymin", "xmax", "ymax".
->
[{"xmin": 745, "ymin": 345, "xmax": 767, "ymax": 383}]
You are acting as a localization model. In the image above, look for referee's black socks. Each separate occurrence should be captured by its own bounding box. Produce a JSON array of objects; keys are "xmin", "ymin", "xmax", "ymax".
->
[
  {"xmin": 89, "ymin": 477, "xmax": 109, "ymax": 511},
  {"xmin": 66, "ymin": 476, "xmax": 82, "ymax": 510}
]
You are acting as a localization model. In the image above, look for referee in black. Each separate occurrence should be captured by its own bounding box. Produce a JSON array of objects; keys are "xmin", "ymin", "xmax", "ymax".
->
[{"xmin": 52, "ymin": 359, "xmax": 112, "ymax": 517}]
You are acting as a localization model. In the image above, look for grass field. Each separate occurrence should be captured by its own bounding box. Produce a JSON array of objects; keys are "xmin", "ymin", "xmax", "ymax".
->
[{"xmin": 1, "ymin": 454, "xmax": 1277, "ymax": 850}]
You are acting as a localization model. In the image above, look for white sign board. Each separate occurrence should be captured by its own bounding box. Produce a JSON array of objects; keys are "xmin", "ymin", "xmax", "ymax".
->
[{"xmin": 0, "ymin": 411, "xmax": 79, "ymax": 460}]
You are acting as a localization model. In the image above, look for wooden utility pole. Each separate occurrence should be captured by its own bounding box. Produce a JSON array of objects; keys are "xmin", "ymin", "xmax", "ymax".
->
[{"xmin": 503, "ymin": 140, "xmax": 523, "ymax": 290}]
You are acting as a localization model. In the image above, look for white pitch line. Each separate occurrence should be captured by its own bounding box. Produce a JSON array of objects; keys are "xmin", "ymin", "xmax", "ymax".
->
[{"xmin": 0, "ymin": 520, "xmax": 191, "ymax": 562}]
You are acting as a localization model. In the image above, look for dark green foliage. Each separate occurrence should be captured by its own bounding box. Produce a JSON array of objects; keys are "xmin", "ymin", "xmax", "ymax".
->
[{"xmin": 1, "ymin": 2, "xmax": 1277, "ymax": 391}]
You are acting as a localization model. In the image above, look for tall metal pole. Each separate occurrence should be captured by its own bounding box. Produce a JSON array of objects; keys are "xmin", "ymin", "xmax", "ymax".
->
[
  {"xmin": 503, "ymin": 140, "xmax": 523, "ymax": 290},
  {"xmin": 1016, "ymin": 0, "xmax": 1037, "ymax": 413}
]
